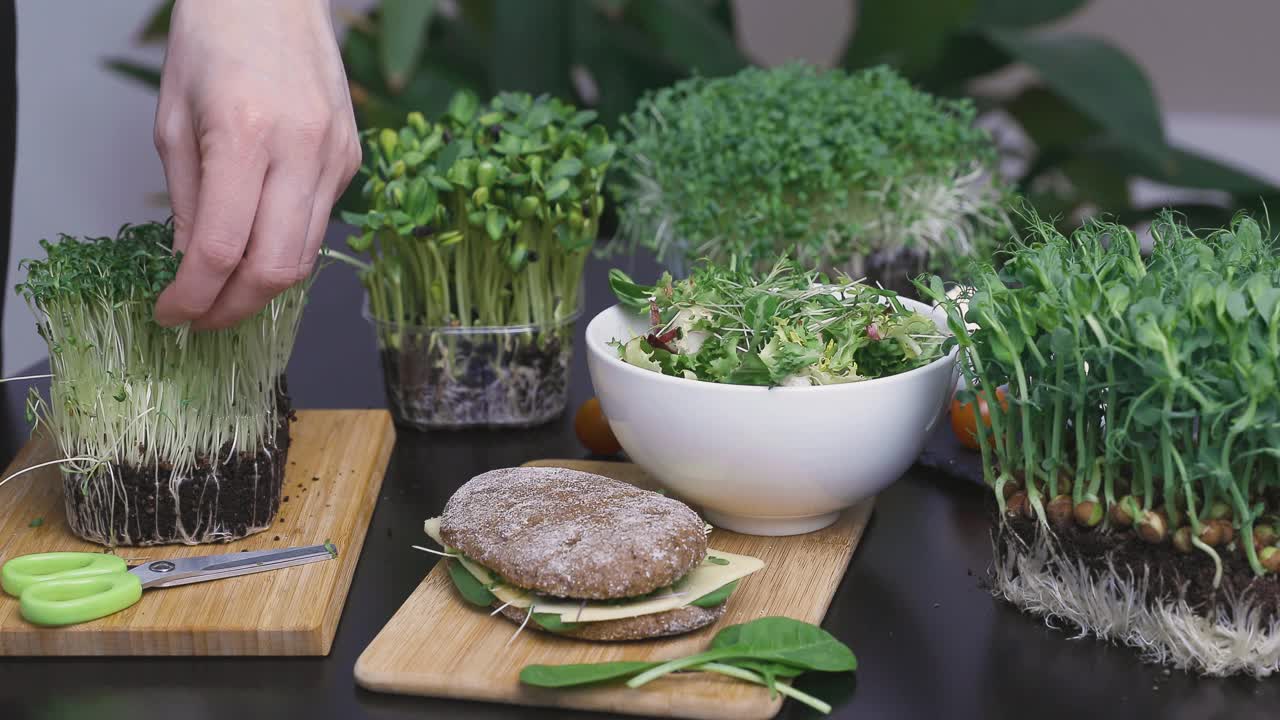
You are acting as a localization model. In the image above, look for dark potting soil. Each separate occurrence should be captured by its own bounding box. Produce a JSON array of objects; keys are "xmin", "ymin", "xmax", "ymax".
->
[
  {"xmin": 62, "ymin": 382, "xmax": 295, "ymax": 547},
  {"xmin": 379, "ymin": 333, "xmax": 570, "ymax": 429},
  {"xmin": 997, "ymin": 500, "xmax": 1280, "ymax": 624}
]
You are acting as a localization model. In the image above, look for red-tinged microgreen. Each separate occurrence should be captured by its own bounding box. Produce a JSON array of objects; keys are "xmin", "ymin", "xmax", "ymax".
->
[
  {"xmin": 609, "ymin": 63, "xmax": 1011, "ymax": 280},
  {"xmin": 610, "ymin": 258, "xmax": 947, "ymax": 387},
  {"xmin": 920, "ymin": 209, "xmax": 1280, "ymax": 580}
]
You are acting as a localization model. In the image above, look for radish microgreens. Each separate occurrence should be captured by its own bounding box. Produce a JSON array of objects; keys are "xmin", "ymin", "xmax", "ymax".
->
[
  {"xmin": 920, "ymin": 211, "xmax": 1280, "ymax": 580},
  {"xmin": 611, "ymin": 258, "xmax": 947, "ymax": 386},
  {"xmin": 610, "ymin": 63, "xmax": 1010, "ymax": 281},
  {"xmin": 15, "ymin": 221, "xmax": 307, "ymax": 482}
]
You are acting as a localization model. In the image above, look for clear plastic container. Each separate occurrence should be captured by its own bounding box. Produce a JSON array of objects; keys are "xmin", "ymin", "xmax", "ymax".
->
[{"xmin": 364, "ymin": 303, "xmax": 581, "ymax": 430}]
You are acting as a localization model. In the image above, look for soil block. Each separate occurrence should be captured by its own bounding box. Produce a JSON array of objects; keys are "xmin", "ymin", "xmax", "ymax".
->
[
  {"xmin": 379, "ymin": 332, "xmax": 571, "ymax": 430},
  {"xmin": 61, "ymin": 384, "xmax": 295, "ymax": 547}
]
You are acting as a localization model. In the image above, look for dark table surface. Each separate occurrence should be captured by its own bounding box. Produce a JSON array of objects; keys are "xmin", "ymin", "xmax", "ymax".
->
[{"xmin": 2, "ymin": 227, "xmax": 1279, "ymax": 720}]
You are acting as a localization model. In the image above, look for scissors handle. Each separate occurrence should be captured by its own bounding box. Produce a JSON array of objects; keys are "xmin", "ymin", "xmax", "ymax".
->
[
  {"xmin": 1, "ymin": 552, "xmax": 127, "ymax": 597},
  {"xmin": 19, "ymin": 573, "xmax": 143, "ymax": 627}
]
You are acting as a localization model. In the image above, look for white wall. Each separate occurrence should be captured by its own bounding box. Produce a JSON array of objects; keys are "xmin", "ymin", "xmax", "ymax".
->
[
  {"xmin": 6, "ymin": 0, "xmax": 1280, "ymax": 372},
  {"xmin": 8, "ymin": 1, "xmax": 166, "ymax": 373}
]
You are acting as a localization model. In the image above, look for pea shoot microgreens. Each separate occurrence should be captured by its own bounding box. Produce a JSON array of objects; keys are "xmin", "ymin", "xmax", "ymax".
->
[
  {"xmin": 15, "ymin": 220, "xmax": 308, "ymax": 480},
  {"xmin": 336, "ymin": 90, "xmax": 615, "ymax": 345},
  {"xmin": 920, "ymin": 211, "xmax": 1280, "ymax": 581},
  {"xmin": 610, "ymin": 63, "xmax": 1010, "ymax": 282},
  {"xmin": 610, "ymin": 258, "xmax": 947, "ymax": 387}
]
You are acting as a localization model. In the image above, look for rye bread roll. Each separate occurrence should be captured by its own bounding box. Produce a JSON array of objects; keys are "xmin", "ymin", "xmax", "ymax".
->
[
  {"xmin": 439, "ymin": 466, "xmax": 708, "ymax": 600},
  {"xmin": 496, "ymin": 602, "xmax": 726, "ymax": 642}
]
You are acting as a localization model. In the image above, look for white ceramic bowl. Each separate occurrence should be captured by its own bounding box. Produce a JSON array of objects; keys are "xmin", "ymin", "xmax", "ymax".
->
[{"xmin": 585, "ymin": 298, "xmax": 958, "ymax": 536}]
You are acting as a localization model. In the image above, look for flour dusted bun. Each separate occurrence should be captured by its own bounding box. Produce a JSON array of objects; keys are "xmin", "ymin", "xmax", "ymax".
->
[{"xmin": 439, "ymin": 466, "xmax": 707, "ymax": 600}]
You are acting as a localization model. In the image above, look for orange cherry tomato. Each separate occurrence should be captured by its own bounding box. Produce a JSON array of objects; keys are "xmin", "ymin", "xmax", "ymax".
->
[
  {"xmin": 950, "ymin": 385, "xmax": 1009, "ymax": 451},
  {"xmin": 574, "ymin": 397, "xmax": 621, "ymax": 456}
]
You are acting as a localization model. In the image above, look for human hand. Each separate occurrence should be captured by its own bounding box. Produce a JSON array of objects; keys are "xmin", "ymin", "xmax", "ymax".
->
[{"xmin": 153, "ymin": 0, "xmax": 361, "ymax": 330}]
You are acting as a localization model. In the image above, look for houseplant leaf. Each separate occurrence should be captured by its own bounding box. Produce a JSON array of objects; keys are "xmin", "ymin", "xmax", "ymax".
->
[
  {"xmin": 970, "ymin": 0, "xmax": 1086, "ymax": 28},
  {"xmin": 379, "ymin": 0, "xmax": 438, "ymax": 92},
  {"xmin": 844, "ymin": 0, "xmax": 978, "ymax": 74},
  {"xmin": 621, "ymin": 0, "xmax": 747, "ymax": 76},
  {"xmin": 986, "ymin": 30, "xmax": 1167, "ymax": 167},
  {"xmin": 136, "ymin": 0, "xmax": 175, "ymax": 44},
  {"xmin": 491, "ymin": 0, "xmax": 573, "ymax": 99},
  {"xmin": 102, "ymin": 59, "xmax": 162, "ymax": 91}
]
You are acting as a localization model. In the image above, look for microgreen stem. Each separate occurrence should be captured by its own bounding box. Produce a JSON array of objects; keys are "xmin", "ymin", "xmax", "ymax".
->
[{"xmin": 697, "ymin": 663, "xmax": 832, "ymax": 715}]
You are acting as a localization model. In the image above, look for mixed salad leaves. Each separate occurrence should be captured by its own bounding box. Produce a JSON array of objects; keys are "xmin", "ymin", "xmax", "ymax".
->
[{"xmin": 609, "ymin": 259, "xmax": 947, "ymax": 387}]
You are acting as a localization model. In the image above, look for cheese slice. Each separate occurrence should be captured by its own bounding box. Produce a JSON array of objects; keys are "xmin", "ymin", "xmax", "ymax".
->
[{"xmin": 424, "ymin": 517, "xmax": 764, "ymax": 624}]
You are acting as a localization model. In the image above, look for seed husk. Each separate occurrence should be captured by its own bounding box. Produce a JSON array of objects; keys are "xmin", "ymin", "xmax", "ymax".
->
[
  {"xmin": 1198, "ymin": 522, "xmax": 1224, "ymax": 547},
  {"xmin": 1046, "ymin": 495, "xmax": 1074, "ymax": 529},
  {"xmin": 1137, "ymin": 511, "xmax": 1168, "ymax": 544},
  {"xmin": 1211, "ymin": 518, "xmax": 1234, "ymax": 545},
  {"xmin": 1254, "ymin": 524, "xmax": 1278, "ymax": 549},
  {"xmin": 1000, "ymin": 479, "xmax": 1023, "ymax": 501},
  {"xmin": 1005, "ymin": 491, "xmax": 1031, "ymax": 520},
  {"xmin": 1054, "ymin": 472, "xmax": 1074, "ymax": 497},
  {"xmin": 1073, "ymin": 499, "xmax": 1103, "ymax": 529},
  {"xmin": 1109, "ymin": 495, "xmax": 1137, "ymax": 527},
  {"xmin": 1208, "ymin": 502, "xmax": 1232, "ymax": 521},
  {"xmin": 1172, "ymin": 526, "xmax": 1194, "ymax": 554},
  {"xmin": 1263, "ymin": 547, "xmax": 1280, "ymax": 573}
]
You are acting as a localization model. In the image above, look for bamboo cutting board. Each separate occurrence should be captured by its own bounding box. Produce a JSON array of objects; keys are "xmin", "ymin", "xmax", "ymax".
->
[
  {"xmin": 0, "ymin": 409, "xmax": 395, "ymax": 657},
  {"xmin": 355, "ymin": 459, "xmax": 872, "ymax": 720}
]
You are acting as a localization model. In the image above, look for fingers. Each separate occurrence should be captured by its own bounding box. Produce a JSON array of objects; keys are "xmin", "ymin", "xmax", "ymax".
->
[
  {"xmin": 153, "ymin": 106, "xmax": 201, "ymax": 254},
  {"xmin": 153, "ymin": 136, "xmax": 268, "ymax": 327},
  {"xmin": 296, "ymin": 137, "xmax": 361, "ymax": 278},
  {"xmin": 190, "ymin": 159, "xmax": 319, "ymax": 330}
]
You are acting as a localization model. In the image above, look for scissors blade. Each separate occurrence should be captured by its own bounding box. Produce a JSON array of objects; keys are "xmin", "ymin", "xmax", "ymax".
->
[{"xmin": 130, "ymin": 544, "xmax": 339, "ymax": 589}]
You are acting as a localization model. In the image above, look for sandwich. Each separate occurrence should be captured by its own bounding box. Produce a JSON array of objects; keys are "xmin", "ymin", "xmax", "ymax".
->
[{"xmin": 423, "ymin": 466, "xmax": 764, "ymax": 641}]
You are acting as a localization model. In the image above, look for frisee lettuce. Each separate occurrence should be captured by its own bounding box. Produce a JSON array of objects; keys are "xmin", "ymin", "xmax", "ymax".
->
[{"xmin": 610, "ymin": 258, "xmax": 947, "ymax": 387}]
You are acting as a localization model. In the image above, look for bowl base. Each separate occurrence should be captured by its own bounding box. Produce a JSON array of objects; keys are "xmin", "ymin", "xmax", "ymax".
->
[{"xmin": 703, "ymin": 509, "xmax": 842, "ymax": 537}]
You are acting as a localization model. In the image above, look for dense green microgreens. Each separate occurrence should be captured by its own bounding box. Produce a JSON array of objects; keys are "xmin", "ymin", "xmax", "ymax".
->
[
  {"xmin": 610, "ymin": 62, "xmax": 1010, "ymax": 281},
  {"xmin": 610, "ymin": 258, "xmax": 947, "ymax": 387},
  {"xmin": 520, "ymin": 617, "xmax": 857, "ymax": 714},
  {"xmin": 338, "ymin": 90, "xmax": 615, "ymax": 347},
  {"xmin": 920, "ymin": 211, "xmax": 1280, "ymax": 581},
  {"xmin": 16, "ymin": 221, "xmax": 307, "ymax": 476}
]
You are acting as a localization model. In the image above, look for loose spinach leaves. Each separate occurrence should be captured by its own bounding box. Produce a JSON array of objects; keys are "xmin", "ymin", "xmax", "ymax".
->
[
  {"xmin": 520, "ymin": 617, "xmax": 856, "ymax": 714},
  {"xmin": 520, "ymin": 661, "xmax": 659, "ymax": 688}
]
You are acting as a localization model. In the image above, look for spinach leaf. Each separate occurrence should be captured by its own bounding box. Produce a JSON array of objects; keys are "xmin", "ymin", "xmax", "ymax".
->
[
  {"xmin": 519, "ymin": 661, "xmax": 659, "ymax": 688},
  {"xmin": 446, "ymin": 559, "xmax": 497, "ymax": 607},
  {"xmin": 710, "ymin": 616, "xmax": 857, "ymax": 672},
  {"xmin": 690, "ymin": 580, "xmax": 738, "ymax": 608},
  {"xmin": 627, "ymin": 617, "xmax": 856, "ymax": 687},
  {"xmin": 531, "ymin": 612, "xmax": 581, "ymax": 633}
]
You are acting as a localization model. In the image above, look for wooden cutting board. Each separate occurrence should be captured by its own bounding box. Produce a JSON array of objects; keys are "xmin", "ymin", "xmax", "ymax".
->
[
  {"xmin": 0, "ymin": 409, "xmax": 395, "ymax": 657},
  {"xmin": 355, "ymin": 459, "xmax": 872, "ymax": 720}
]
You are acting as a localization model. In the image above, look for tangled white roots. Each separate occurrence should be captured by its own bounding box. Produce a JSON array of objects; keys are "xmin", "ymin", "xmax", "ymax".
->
[{"xmin": 993, "ymin": 531, "xmax": 1280, "ymax": 677}]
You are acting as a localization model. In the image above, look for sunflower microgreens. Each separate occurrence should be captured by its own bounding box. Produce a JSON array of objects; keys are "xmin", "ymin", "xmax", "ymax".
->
[
  {"xmin": 336, "ymin": 90, "xmax": 615, "ymax": 345},
  {"xmin": 610, "ymin": 258, "xmax": 947, "ymax": 387},
  {"xmin": 919, "ymin": 210, "xmax": 1280, "ymax": 581},
  {"xmin": 609, "ymin": 62, "xmax": 1010, "ymax": 281}
]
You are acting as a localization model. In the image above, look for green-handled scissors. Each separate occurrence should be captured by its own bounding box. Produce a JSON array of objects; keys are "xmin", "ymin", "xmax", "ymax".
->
[{"xmin": 1, "ymin": 543, "xmax": 338, "ymax": 627}]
